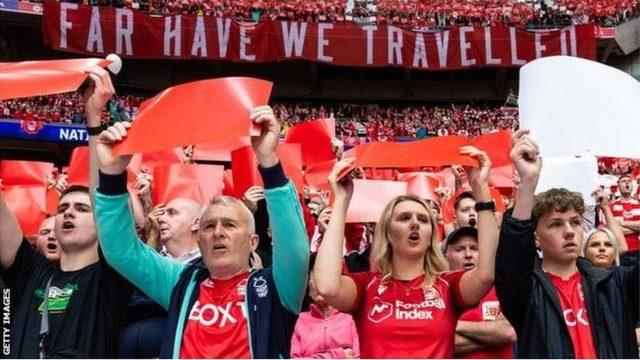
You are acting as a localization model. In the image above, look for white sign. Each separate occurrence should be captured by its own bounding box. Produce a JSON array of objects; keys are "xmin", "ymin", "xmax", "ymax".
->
[
  {"xmin": 537, "ymin": 155, "xmax": 598, "ymax": 206},
  {"xmin": 519, "ymin": 56, "xmax": 640, "ymax": 159}
]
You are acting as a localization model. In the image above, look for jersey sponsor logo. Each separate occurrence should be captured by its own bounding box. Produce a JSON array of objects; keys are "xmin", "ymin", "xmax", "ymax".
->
[
  {"xmin": 368, "ymin": 298, "xmax": 393, "ymax": 323},
  {"xmin": 481, "ymin": 301, "xmax": 501, "ymax": 321},
  {"xmin": 563, "ymin": 308, "xmax": 589, "ymax": 327},
  {"xmin": 252, "ymin": 276, "xmax": 268, "ymax": 298},
  {"xmin": 395, "ymin": 299, "xmax": 442, "ymax": 320},
  {"xmin": 35, "ymin": 284, "xmax": 78, "ymax": 314},
  {"xmin": 188, "ymin": 301, "xmax": 246, "ymax": 327}
]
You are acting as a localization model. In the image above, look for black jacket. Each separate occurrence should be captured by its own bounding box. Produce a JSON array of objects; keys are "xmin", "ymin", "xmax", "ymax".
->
[{"xmin": 495, "ymin": 210, "xmax": 639, "ymax": 358}]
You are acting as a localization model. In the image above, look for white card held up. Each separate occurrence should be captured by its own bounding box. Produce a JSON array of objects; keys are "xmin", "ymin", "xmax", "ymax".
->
[
  {"xmin": 519, "ymin": 56, "xmax": 640, "ymax": 159},
  {"xmin": 537, "ymin": 155, "xmax": 599, "ymax": 206}
]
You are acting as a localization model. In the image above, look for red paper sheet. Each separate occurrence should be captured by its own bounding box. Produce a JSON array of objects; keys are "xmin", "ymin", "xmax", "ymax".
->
[
  {"xmin": 66, "ymin": 146, "xmax": 90, "ymax": 187},
  {"xmin": 231, "ymin": 144, "xmax": 304, "ymax": 197},
  {"xmin": 490, "ymin": 164, "xmax": 516, "ymax": 189},
  {"xmin": 398, "ymin": 172, "xmax": 440, "ymax": 201},
  {"xmin": 0, "ymin": 58, "xmax": 109, "ymax": 100},
  {"xmin": 222, "ymin": 169, "xmax": 235, "ymax": 196},
  {"xmin": 304, "ymin": 160, "xmax": 337, "ymax": 191},
  {"xmin": 353, "ymin": 131, "xmax": 512, "ymax": 169},
  {"xmin": 113, "ymin": 77, "xmax": 272, "ymax": 156},
  {"xmin": 152, "ymin": 164, "xmax": 223, "ymax": 204},
  {"xmin": 346, "ymin": 179, "xmax": 408, "ymax": 223},
  {"xmin": 284, "ymin": 118, "xmax": 336, "ymax": 165},
  {"xmin": 192, "ymin": 137, "xmax": 251, "ymax": 162},
  {"xmin": 0, "ymin": 161, "xmax": 54, "ymax": 186},
  {"xmin": 3, "ymin": 185, "xmax": 48, "ymax": 236}
]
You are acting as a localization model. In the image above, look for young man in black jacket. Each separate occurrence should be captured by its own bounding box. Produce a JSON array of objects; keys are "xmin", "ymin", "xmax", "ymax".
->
[{"xmin": 495, "ymin": 130, "xmax": 639, "ymax": 358}]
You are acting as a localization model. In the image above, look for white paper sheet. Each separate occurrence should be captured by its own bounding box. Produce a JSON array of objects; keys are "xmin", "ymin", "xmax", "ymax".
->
[
  {"xmin": 519, "ymin": 56, "xmax": 640, "ymax": 159},
  {"xmin": 536, "ymin": 155, "xmax": 599, "ymax": 206}
]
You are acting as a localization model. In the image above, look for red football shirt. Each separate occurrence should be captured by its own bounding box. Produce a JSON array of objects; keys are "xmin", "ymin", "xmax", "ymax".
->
[
  {"xmin": 548, "ymin": 272, "xmax": 597, "ymax": 359},
  {"xmin": 180, "ymin": 272, "xmax": 251, "ymax": 359},
  {"xmin": 610, "ymin": 198, "xmax": 640, "ymax": 251},
  {"xmin": 458, "ymin": 287, "xmax": 513, "ymax": 359},
  {"xmin": 347, "ymin": 271, "xmax": 466, "ymax": 358}
]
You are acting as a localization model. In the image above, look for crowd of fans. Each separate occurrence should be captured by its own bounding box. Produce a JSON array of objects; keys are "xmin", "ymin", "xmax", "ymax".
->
[
  {"xmin": 0, "ymin": 94, "xmax": 142, "ymax": 125},
  {"xmin": 40, "ymin": 0, "xmax": 640, "ymax": 27},
  {"xmin": 1, "ymin": 95, "xmax": 518, "ymax": 143}
]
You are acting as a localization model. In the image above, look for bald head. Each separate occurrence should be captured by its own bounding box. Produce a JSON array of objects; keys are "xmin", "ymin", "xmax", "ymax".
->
[{"xmin": 157, "ymin": 197, "xmax": 203, "ymax": 243}]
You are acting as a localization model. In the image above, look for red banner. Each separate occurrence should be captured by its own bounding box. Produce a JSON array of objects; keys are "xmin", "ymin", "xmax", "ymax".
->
[{"xmin": 42, "ymin": 0, "xmax": 596, "ymax": 70}]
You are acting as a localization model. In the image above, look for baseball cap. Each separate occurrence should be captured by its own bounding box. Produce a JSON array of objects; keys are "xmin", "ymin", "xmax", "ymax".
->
[{"xmin": 443, "ymin": 226, "xmax": 478, "ymax": 253}]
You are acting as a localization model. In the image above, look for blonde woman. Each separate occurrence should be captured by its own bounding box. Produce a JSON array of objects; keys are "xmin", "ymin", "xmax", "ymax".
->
[
  {"xmin": 314, "ymin": 147, "xmax": 499, "ymax": 358},
  {"xmin": 583, "ymin": 189, "xmax": 629, "ymax": 268}
]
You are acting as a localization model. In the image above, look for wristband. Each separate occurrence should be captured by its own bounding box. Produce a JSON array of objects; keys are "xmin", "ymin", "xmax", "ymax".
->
[
  {"xmin": 474, "ymin": 201, "xmax": 496, "ymax": 212},
  {"xmin": 87, "ymin": 124, "xmax": 106, "ymax": 136}
]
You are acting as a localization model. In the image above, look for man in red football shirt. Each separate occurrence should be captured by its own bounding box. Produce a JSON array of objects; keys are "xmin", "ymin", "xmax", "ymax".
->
[
  {"xmin": 444, "ymin": 227, "xmax": 515, "ymax": 358},
  {"xmin": 609, "ymin": 174, "xmax": 640, "ymax": 253}
]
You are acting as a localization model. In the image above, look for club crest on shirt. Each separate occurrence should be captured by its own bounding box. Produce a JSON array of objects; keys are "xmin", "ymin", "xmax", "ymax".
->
[
  {"xmin": 368, "ymin": 297, "xmax": 394, "ymax": 323},
  {"xmin": 252, "ymin": 276, "xmax": 268, "ymax": 298},
  {"xmin": 481, "ymin": 301, "xmax": 501, "ymax": 321}
]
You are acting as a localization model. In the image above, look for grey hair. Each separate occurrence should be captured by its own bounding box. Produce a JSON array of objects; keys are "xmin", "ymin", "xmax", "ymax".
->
[
  {"xmin": 583, "ymin": 228, "xmax": 620, "ymax": 266},
  {"xmin": 200, "ymin": 196, "xmax": 256, "ymax": 234}
]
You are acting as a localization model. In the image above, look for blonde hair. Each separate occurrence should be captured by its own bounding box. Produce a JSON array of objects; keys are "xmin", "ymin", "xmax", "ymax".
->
[
  {"xmin": 583, "ymin": 228, "xmax": 620, "ymax": 266},
  {"xmin": 370, "ymin": 195, "xmax": 449, "ymax": 280}
]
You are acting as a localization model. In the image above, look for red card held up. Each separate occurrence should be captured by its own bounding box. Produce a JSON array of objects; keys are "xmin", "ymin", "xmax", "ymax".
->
[
  {"xmin": 66, "ymin": 146, "xmax": 90, "ymax": 187},
  {"xmin": 152, "ymin": 164, "xmax": 206, "ymax": 205},
  {"xmin": 3, "ymin": 185, "xmax": 48, "ymax": 236},
  {"xmin": 231, "ymin": 144, "xmax": 304, "ymax": 198},
  {"xmin": 353, "ymin": 131, "xmax": 513, "ymax": 169},
  {"xmin": 113, "ymin": 77, "xmax": 272, "ymax": 156},
  {"xmin": 0, "ymin": 160, "xmax": 54, "ymax": 187},
  {"xmin": 346, "ymin": 180, "xmax": 408, "ymax": 223},
  {"xmin": 398, "ymin": 172, "xmax": 440, "ymax": 201},
  {"xmin": 284, "ymin": 118, "xmax": 336, "ymax": 165},
  {"xmin": 0, "ymin": 58, "xmax": 109, "ymax": 101}
]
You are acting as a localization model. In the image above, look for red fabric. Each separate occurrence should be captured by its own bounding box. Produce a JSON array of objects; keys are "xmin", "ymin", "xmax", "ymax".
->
[
  {"xmin": 42, "ymin": 2, "xmax": 597, "ymax": 70},
  {"xmin": 548, "ymin": 272, "xmax": 597, "ymax": 359},
  {"xmin": 459, "ymin": 287, "xmax": 513, "ymax": 359},
  {"xmin": 609, "ymin": 198, "xmax": 640, "ymax": 251},
  {"xmin": 344, "ymin": 223, "xmax": 366, "ymax": 253},
  {"xmin": 180, "ymin": 273, "xmax": 251, "ymax": 359},
  {"xmin": 347, "ymin": 271, "xmax": 466, "ymax": 358}
]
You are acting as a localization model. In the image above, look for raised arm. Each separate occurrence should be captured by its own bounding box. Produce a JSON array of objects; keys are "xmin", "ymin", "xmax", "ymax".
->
[
  {"xmin": 251, "ymin": 106, "xmax": 310, "ymax": 314},
  {"xmin": 595, "ymin": 189, "xmax": 629, "ymax": 255},
  {"xmin": 314, "ymin": 160, "xmax": 359, "ymax": 312},
  {"xmin": 457, "ymin": 147, "xmax": 498, "ymax": 306},
  {"xmin": 0, "ymin": 192, "xmax": 23, "ymax": 269},
  {"xmin": 87, "ymin": 66, "xmax": 185, "ymax": 309},
  {"xmin": 495, "ymin": 129, "xmax": 542, "ymax": 329}
]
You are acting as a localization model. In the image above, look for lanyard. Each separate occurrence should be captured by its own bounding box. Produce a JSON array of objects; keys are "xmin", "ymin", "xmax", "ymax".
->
[{"xmin": 39, "ymin": 275, "xmax": 53, "ymax": 359}]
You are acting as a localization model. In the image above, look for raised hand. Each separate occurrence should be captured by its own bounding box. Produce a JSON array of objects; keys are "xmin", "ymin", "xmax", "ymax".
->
[
  {"xmin": 250, "ymin": 105, "xmax": 280, "ymax": 168},
  {"xmin": 95, "ymin": 122, "xmax": 133, "ymax": 175},
  {"xmin": 242, "ymin": 186, "xmax": 265, "ymax": 213},
  {"xmin": 84, "ymin": 66, "xmax": 115, "ymax": 126},
  {"xmin": 510, "ymin": 129, "xmax": 542, "ymax": 186},
  {"xmin": 328, "ymin": 159, "xmax": 356, "ymax": 203}
]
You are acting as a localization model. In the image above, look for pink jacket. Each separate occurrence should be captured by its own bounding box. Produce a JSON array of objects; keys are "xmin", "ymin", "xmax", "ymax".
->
[{"xmin": 290, "ymin": 304, "xmax": 360, "ymax": 358}]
